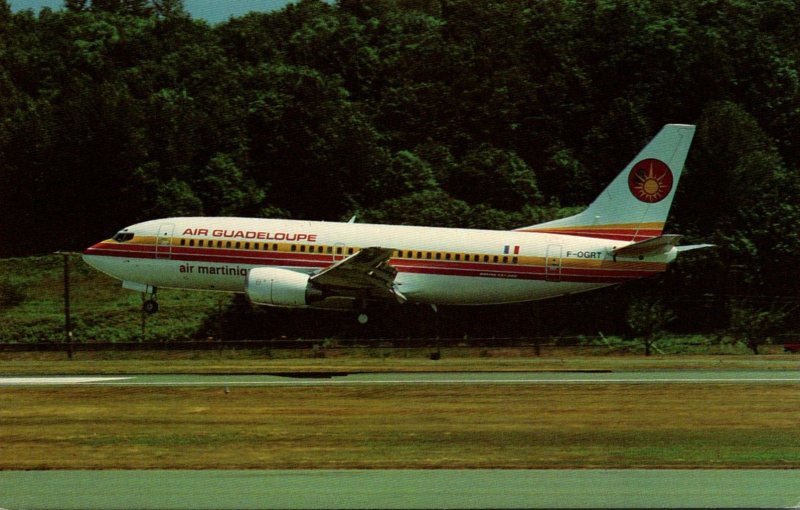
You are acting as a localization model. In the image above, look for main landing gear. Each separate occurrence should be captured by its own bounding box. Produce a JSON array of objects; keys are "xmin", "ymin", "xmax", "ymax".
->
[{"xmin": 142, "ymin": 288, "xmax": 159, "ymax": 314}]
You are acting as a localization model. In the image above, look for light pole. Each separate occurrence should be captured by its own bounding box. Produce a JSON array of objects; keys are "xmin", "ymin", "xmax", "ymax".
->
[{"xmin": 56, "ymin": 252, "xmax": 73, "ymax": 360}]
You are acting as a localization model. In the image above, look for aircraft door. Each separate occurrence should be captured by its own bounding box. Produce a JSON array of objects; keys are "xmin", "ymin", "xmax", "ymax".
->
[
  {"xmin": 545, "ymin": 244, "xmax": 562, "ymax": 282},
  {"xmin": 333, "ymin": 242, "xmax": 346, "ymax": 262},
  {"xmin": 155, "ymin": 223, "xmax": 175, "ymax": 259}
]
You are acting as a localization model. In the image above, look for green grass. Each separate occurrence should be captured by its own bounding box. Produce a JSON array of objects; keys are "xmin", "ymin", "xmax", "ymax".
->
[
  {"xmin": 2, "ymin": 351, "xmax": 800, "ymax": 375},
  {"xmin": 1, "ymin": 383, "xmax": 798, "ymax": 469},
  {"xmin": 0, "ymin": 254, "xmax": 228, "ymax": 343}
]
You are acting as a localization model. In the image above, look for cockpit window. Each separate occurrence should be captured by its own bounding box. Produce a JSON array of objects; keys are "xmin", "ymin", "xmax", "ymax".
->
[{"xmin": 112, "ymin": 232, "xmax": 135, "ymax": 242}]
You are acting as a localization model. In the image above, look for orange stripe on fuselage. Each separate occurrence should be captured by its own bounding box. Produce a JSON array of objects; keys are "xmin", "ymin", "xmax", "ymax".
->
[{"xmin": 515, "ymin": 222, "xmax": 665, "ymax": 242}]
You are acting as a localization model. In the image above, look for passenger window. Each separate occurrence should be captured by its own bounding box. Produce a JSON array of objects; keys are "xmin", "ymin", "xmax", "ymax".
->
[
  {"xmin": 455, "ymin": 254, "xmax": 461, "ymax": 261},
  {"xmin": 503, "ymin": 256, "xmax": 508, "ymax": 263},
  {"xmin": 189, "ymin": 239, "xmax": 195, "ymax": 247},
  {"xmin": 272, "ymin": 244, "xmax": 278, "ymax": 251},
  {"xmin": 235, "ymin": 242, "xmax": 241, "ymax": 249},
  {"xmin": 198, "ymin": 240, "xmax": 204, "ymax": 247},
  {"xmin": 300, "ymin": 245, "xmax": 306, "ymax": 252},
  {"xmin": 226, "ymin": 241, "xmax": 232, "ymax": 248},
  {"xmin": 483, "ymin": 255, "xmax": 489, "ymax": 263},
  {"xmin": 291, "ymin": 245, "xmax": 297, "ymax": 252},
  {"xmin": 244, "ymin": 242, "xmax": 250, "ymax": 250},
  {"xmin": 512, "ymin": 256, "xmax": 518, "ymax": 264},
  {"xmin": 180, "ymin": 239, "xmax": 186, "ymax": 246}
]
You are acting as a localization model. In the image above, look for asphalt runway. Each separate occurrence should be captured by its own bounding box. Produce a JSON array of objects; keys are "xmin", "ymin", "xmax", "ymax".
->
[
  {"xmin": 2, "ymin": 371, "xmax": 799, "ymax": 509},
  {"xmin": 2, "ymin": 469, "xmax": 799, "ymax": 509},
  {"xmin": 2, "ymin": 370, "xmax": 800, "ymax": 387}
]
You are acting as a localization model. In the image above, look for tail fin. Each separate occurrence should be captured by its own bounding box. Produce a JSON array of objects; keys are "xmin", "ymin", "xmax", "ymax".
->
[{"xmin": 516, "ymin": 124, "xmax": 696, "ymax": 242}]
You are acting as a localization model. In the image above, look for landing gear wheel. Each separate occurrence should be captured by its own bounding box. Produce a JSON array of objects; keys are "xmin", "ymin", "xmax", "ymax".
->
[
  {"xmin": 357, "ymin": 313, "xmax": 369, "ymax": 325},
  {"xmin": 143, "ymin": 299, "xmax": 159, "ymax": 314}
]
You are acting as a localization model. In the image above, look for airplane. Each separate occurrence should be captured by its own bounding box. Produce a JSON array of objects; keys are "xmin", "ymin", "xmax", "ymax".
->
[{"xmin": 83, "ymin": 124, "xmax": 710, "ymax": 323}]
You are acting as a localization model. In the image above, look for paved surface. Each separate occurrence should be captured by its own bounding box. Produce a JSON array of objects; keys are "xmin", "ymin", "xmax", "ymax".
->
[
  {"xmin": 1, "ymin": 469, "xmax": 799, "ymax": 509},
  {"xmin": 2, "ymin": 370, "xmax": 800, "ymax": 386}
]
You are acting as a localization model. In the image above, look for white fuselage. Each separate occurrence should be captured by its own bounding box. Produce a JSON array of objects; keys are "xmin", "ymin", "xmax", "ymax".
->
[{"xmin": 83, "ymin": 217, "xmax": 674, "ymax": 307}]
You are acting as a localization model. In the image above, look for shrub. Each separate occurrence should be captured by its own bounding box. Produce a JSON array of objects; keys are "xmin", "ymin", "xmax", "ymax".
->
[{"xmin": 0, "ymin": 279, "xmax": 28, "ymax": 308}]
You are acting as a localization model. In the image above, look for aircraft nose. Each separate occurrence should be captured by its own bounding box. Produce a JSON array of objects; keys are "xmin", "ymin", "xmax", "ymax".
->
[
  {"xmin": 83, "ymin": 242, "xmax": 101, "ymax": 255},
  {"xmin": 82, "ymin": 242, "xmax": 104, "ymax": 269}
]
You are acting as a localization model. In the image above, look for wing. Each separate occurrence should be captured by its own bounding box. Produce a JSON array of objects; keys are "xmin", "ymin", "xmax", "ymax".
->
[{"xmin": 310, "ymin": 247, "xmax": 406, "ymax": 302}]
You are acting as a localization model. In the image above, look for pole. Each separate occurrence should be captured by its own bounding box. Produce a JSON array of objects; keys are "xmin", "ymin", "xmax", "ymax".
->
[
  {"xmin": 532, "ymin": 303, "xmax": 541, "ymax": 357},
  {"xmin": 217, "ymin": 297, "xmax": 224, "ymax": 357},
  {"xmin": 141, "ymin": 294, "xmax": 147, "ymax": 342},
  {"xmin": 63, "ymin": 253, "xmax": 73, "ymax": 360}
]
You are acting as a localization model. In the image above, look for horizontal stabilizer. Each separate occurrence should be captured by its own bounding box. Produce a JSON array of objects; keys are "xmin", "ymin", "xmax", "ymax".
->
[
  {"xmin": 611, "ymin": 235, "xmax": 683, "ymax": 258},
  {"xmin": 676, "ymin": 244, "xmax": 715, "ymax": 252}
]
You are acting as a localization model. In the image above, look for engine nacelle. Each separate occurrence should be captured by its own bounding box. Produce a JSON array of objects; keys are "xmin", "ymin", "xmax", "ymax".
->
[{"xmin": 245, "ymin": 267, "xmax": 322, "ymax": 307}]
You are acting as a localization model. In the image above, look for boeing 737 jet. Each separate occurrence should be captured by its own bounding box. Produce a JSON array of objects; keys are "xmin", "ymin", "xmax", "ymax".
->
[{"xmin": 84, "ymin": 124, "xmax": 709, "ymax": 323}]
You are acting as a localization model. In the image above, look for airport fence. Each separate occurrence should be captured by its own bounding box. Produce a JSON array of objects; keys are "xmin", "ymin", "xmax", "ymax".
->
[
  {"xmin": 0, "ymin": 336, "xmax": 565, "ymax": 352},
  {"xmin": 2, "ymin": 334, "xmax": 798, "ymax": 356}
]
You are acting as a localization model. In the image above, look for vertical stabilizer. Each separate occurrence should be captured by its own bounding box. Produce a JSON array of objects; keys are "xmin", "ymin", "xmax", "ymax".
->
[{"xmin": 517, "ymin": 124, "xmax": 696, "ymax": 242}]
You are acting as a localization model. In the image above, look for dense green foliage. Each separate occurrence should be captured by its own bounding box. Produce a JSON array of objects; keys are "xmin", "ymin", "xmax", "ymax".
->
[{"xmin": 1, "ymin": 0, "xmax": 798, "ymax": 340}]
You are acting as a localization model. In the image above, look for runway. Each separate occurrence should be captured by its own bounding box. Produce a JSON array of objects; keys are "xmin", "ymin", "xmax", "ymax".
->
[
  {"xmin": 1, "ymin": 469, "xmax": 799, "ymax": 509},
  {"xmin": 2, "ymin": 370, "xmax": 800, "ymax": 386}
]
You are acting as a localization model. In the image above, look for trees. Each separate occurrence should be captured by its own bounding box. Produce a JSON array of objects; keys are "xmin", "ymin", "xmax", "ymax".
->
[
  {"xmin": 626, "ymin": 298, "xmax": 675, "ymax": 356},
  {"xmin": 677, "ymin": 102, "xmax": 800, "ymax": 299},
  {"xmin": 728, "ymin": 301, "xmax": 794, "ymax": 355}
]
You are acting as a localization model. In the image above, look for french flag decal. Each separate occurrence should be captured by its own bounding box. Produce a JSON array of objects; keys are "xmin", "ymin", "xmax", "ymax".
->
[{"xmin": 503, "ymin": 245, "xmax": 521, "ymax": 255}]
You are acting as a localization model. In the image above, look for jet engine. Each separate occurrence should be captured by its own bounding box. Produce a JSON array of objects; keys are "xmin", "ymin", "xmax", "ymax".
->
[{"xmin": 245, "ymin": 267, "xmax": 323, "ymax": 307}]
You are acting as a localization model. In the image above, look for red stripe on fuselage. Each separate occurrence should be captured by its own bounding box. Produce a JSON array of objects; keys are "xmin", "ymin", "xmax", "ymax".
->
[
  {"xmin": 397, "ymin": 263, "xmax": 659, "ymax": 282},
  {"xmin": 85, "ymin": 243, "xmax": 664, "ymax": 284}
]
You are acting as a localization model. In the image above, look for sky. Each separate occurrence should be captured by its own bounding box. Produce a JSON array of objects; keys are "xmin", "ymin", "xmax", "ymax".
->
[{"xmin": 8, "ymin": 0, "xmax": 304, "ymax": 23}]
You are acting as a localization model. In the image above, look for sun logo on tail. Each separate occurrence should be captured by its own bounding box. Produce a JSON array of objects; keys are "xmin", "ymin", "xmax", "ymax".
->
[{"xmin": 628, "ymin": 159, "xmax": 673, "ymax": 203}]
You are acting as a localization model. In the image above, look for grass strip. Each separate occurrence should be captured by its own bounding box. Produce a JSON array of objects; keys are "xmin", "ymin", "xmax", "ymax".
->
[
  {"xmin": 2, "ymin": 352, "xmax": 800, "ymax": 375},
  {"xmin": 1, "ymin": 383, "xmax": 798, "ymax": 469}
]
